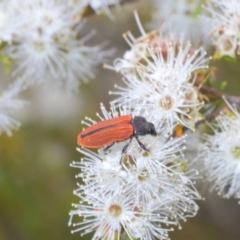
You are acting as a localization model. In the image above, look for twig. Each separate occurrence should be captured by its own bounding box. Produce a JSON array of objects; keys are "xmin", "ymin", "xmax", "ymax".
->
[
  {"xmin": 198, "ymin": 85, "xmax": 240, "ymax": 107},
  {"xmin": 195, "ymin": 106, "xmax": 223, "ymax": 127}
]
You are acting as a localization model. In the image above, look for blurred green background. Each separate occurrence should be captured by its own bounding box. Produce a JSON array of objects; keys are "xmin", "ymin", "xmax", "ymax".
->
[{"xmin": 1, "ymin": 1, "xmax": 240, "ymax": 240}]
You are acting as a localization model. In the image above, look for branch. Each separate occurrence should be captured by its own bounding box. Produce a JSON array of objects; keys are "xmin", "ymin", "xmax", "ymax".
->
[
  {"xmin": 198, "ymin": 85, "xmax": 240, "ymax": 107},
  {"xmin": 195, "ymin": 106, "xmax": 223, "ymax": 127}
]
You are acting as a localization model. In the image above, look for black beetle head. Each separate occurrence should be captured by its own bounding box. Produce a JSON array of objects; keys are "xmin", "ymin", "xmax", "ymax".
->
[{"xmin": 132, "ymin": 116, "xmax": 157, "ymax": 136}]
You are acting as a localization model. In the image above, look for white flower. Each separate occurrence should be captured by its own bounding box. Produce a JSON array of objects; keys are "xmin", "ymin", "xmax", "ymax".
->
[
  {"xmin": 89, "ymin": 0, "xmax": 120, "ymax": 19},
  {"xmin": 68, "ymin": 0, "xmax": 120, "ymax": 18},
  {"xmin": 0, "ymin": 80, "xmax": 28, "ymax": 136},
  {"xmin": 2, "ymin": 0, "xmax": 113, "ymax": 91},
  {"xmin": 70, "ymin": 104, "xmax": 201, "ymax": 239},
  {"xmin": 112, "ymin": 73, "xmax": 204, "ymax": 132},
  {"xmin": 0, "ymin": 1, "xmax": 20, "ymax": 43},
  {"xmin": 206, "ymin": 0, "xmax": 240, "ymax": 57},
  {"xmin": 151, "ymin": 0, "xmax": 209, "ymax": 44},
  {"xmin": 73, "ymin": 133, "xmax": 199, "ymax": 203},
  {"xmin": 108, "ymin": 15, "xmax": 209, "ymax": 131},
  {"xmin": 69, "ymin": 191, "xmax": 175, "ymax": 240},
  {"xmin": 89, "ymin": 0, "xmax": 119, "ymax": 10},
  {"xmin": 199, "ymin": 100, "xmax": 240, "ymax": 199},
  {"xmin": 72, "ymin": 146, "xmax": 125, "ymax": 198}
]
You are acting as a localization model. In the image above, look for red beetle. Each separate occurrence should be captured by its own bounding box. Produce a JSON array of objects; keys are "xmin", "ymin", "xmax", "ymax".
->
[{"xmin": 77, "ymin": 115, "xmax": 157, "ymax": 153}]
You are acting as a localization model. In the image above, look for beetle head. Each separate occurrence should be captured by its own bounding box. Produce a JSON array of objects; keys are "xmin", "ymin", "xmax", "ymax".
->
[{"xmin": 133, "ymin": 116, "xmax": 157, "ymax": 136}]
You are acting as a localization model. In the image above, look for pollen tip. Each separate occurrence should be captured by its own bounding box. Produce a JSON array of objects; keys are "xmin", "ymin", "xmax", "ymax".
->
[{"xmin": 123, "ymin": 30, "xmax": 130, "ymax": 36}]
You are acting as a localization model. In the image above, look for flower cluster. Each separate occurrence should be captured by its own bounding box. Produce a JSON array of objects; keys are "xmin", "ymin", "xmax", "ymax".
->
[
  {"xmin": 69, "ymin": 12, "xmax": 209, "ymax": 240},
  {"xmin": 0, "ymin": 0, "xmax": 114, "ymax": 91},
  {"xmin": 107, "ymin": 13, "xmax": 209, "ymax": 132},
  {"xmin": 0, "ymin": 80, "xmax": 28, "ymax": 136},
  {"xmin": 199, "ymin": 100, "xmax": 240, "ymax": 200},
  {"xmin": 151, "ymin": 0, "xmax": 209, "ymax": 44},
  {"xmin": 69, "ymin": 104, "xmax": 201, "ymax": 240},
  {"xmin": 206, "ymin": 0, "xmax": 240, "ymax": 57}
]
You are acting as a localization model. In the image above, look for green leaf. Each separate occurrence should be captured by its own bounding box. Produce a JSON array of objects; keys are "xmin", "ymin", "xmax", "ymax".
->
[
  {"xmin": 221, "ymin": 55, "xmax": 240, "ymax": 63},
  {"xmin": 0, "ymin": 54, "xmax": 11, "ymax": 73},
  {"xmin": 219, "ymin": 81, "xmax": 227, "ymax": 90}
]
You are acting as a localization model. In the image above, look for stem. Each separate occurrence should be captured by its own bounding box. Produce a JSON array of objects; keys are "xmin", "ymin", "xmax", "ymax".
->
[
  {"xmin": 195, "ymin": 106, "xmax": 223, "ymax": 127},
  {"xmin": 174, "ymin": 107, "xmax": 223, "ymax": 137},
  {"xmin": 199, "ymin": 85, "xmax": 240, "ymax": 107}
]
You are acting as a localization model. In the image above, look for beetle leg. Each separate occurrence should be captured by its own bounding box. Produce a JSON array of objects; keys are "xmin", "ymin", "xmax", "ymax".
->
[
  {"xmin": 103, "ymin": 142, "xmax": 115, "ymax": 152},
  {"xmin": 121, "ymin": 137, "xmax": 133, "ymax": 154},
  {"xmin": 135, "ymin": 136, "xmax": 148, "ymax": 151},
  {"xmin": 120, "ymin": 137, "xmax": 133, "ymax": 165}
]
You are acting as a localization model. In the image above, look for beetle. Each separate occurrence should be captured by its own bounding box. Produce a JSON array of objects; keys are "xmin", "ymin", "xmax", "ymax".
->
[{"xmin": 77, "ymin": 115, "xmax": 157, "ymax": 153}]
